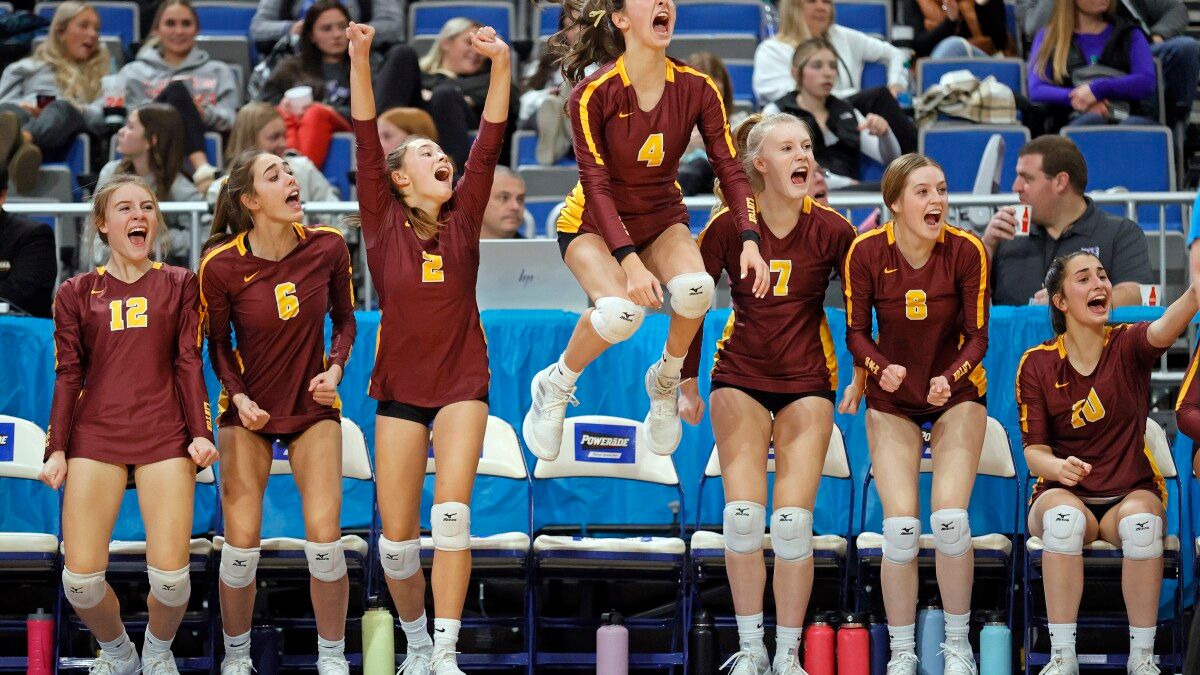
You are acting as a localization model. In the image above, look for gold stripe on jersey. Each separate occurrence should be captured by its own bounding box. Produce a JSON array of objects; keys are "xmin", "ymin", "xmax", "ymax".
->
[
  {"xmin": 696, "ymin": 206, "xmax": 730, "ymax": 245},
  {"xmin": 197, "ymin": 237, "xmax": 244, "ymax": 313},
  {"xmin": 1014, "ymin": 342, "xmax": 1058, "ymax": 434},
  {"xmin": 672, "ymin": 62, "xmax": 737, "ymax": 158},
  {"xmin": 842, "ymin": 226, "xmax": 890, "ymax": 324},
  {"xmin": 944, "ymin": 226, "xmax": 988, "ymax": 328},
  {"xmin": 1141, "ymin": 443, "xmax": 1169, "ymax": 505},
  {"xmin": 969, "ymin": 363, "xmax": 987, "ymax": 396},
  {"xmin": 558, "ymin": 183, "xmax": 586, "ymax": 234},
  {"xmin": 820, "ymin": 315, "xmax": 838, "ymax": 389},
  {"xmin": 578, "ymin": 67, "xmax": 624, "ymax": 166},
  {"xmin": 711, "ymin": 310, "xmax": 737, "ymax": 373},
  {"xmin": 1176, "ymin": 349, "xmax": 1200, "ymax": 409}
]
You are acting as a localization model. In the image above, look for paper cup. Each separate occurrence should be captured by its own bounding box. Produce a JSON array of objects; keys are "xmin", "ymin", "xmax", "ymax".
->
[
  {"xmin": 1009, "ymin": 204, "xmax": 1032, "ymax": 236},
  {"xmin": 284, "ymin": 85, "xmax": 314, "ymax": 113},
  {"xmin": 1140, "ymin": 284, "xmax": 1163, "ymax": 307}
]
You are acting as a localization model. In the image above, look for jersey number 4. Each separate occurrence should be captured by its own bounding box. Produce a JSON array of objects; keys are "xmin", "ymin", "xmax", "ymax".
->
[
  {"xmin": 109, "ymin": 297, "xmax": 148, "ymax": 331},
  {"xmin": 905, "ymin": 290, "xmax": 928, "ymax": 321},
  {"xmin": 770, "ymin": 260, "xmax": 792, "ymax": 296},
  {"xmin": 637, "ymin": 133, "xmax": 665, "ymax": 168},
  {"xmin": 275, "ymin": 282, "xmax": 299, "ymax": 321},
  {"xmin": 1070, "ymin": 387, "xmax": 1106, "ymax": 429},
  {"xmin": 422, "ymin": 252, "xmax": 445, "ymax": 283}
]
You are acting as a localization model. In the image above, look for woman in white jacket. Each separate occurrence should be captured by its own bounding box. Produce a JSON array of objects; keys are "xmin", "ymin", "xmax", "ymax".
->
[
  {"xmin": 754, "ymin": 0, "xmax": 917, "ymax": 153},
  {"xmin": 0, "ymin": 1, "xmax": 111, "ymax": 193}
]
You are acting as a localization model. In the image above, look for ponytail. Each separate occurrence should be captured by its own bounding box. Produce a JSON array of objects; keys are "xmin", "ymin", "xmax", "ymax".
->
[
  {"xmin": 203, "ymin": 149, "xmax": 261, "ymax": 253},
  {"xmin": 546, "ymin": 0, "xmax": 626, "ymax": 85}
]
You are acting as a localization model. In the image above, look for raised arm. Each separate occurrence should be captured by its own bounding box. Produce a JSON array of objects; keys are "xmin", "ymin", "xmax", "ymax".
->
[
  {"xmin": 347, "ymin": 22, "xmax": 392, "ymax": 247},
  {"xmin": 174, "ymin": 273, "xmax": 214, "ymax": 443},
  {"xmin": 453, "ymin": 27, "xmax": 511, "ymax": 226},
  {"xmin": 45, "ymin": 282, "xmax": 84, "ymax": 461},
  {"xmin": 1147, "ymin": 281, "xmax": 1200, "ymax": 349}
]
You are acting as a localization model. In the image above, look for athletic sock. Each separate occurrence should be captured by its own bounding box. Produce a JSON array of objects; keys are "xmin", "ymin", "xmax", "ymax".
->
[
  {"xmin": 316, "ymin": 635, "xmax": 345, "ymax": 661},
  {"xmin": 1048, "ymin": 623, "xmax": 1077, "ymax": 660},
  {"xmin": 888, "ymin": 623, "xmax": 917, "ymax": 658},
  {"xmin": 775, "ymin": 625, "xmax": 803, "ymax": 661},
  {"xmin": 552, "ymin": 355, "xmax": 580, "ymax": 388},
  {"xmin": 1129, "ymin": 625, "xmax": 1156, "ymax": 657},
  {"xmin": 656, "ymin": 348, "xmax": 684, "ymax": 380},
  {"xmin": 400, "ymin": 613, "xmax": 433, "ymax": 651},
  {"xmin": 223, "ymin": 630, "xmax": 251, "ymax": 660},
  {"xmin": 142, "ymin": 630, "xmax": 173, "ymax": 660},
  {"xmin": 432, "ymin": 618, "xmax": 461, "ymax": 654},
  {"xmin": 734, "ymin": 613, "xmax": 765, "ymax": 652},
  {"xmin": 98, "ymin": 631, "xmax": 135, "ymax": 662},
  {"xmin": 944, "ymin": 611, "xmax": 971, "ymax": 651}
]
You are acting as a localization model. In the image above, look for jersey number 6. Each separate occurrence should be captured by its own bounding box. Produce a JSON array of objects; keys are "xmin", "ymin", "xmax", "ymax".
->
[
  {"xmin": 109, "ymin": 297, "xmax": 148, "ymax": 331},
  {"xmin": 905, "ymin": 289, "xmax": 928, "ymax": 321},
  {"xmin": 637, "ymin": 133, "xmax": 665, "ymax": 168},
  {"xmin": 275, "ymin": 282, "xmax": 299, "ymax": 320}
]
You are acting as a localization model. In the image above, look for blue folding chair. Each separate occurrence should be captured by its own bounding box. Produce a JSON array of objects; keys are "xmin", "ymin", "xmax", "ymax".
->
[
  {"xmin": 35, "ymin": 1, "xmax": 138, "ymax": 46},
  {"xmin": 861, "ymin": 61, "xmax": 888, "ymax": 90},
  {"xmin": 1061, "ymin": 126, "xmax": 1181, "ymax": 231},
  {"xmin": 1024, "ymin": 419, "xmax": 1184, "ymax": 671},
  {"xmin": 43, "ymin": 134, "xmax": 89, "ymax": 200},
  {"xmin": 920, "ymin": 124, "xmax": 1029, "ymax": 193},
  {"xmin": 322, "ymin": 132, "xmax": 356, "ymax": 203},
  {"xmin": 192, "ymin": 1, "xmax": 256, "ymax": 36},
  {"xmin": 408, "ymin": 1, "xmax": 514, "ymax": 42},
  {"xmin": 532, "ymin": 415, "xmax": 688, "ymax": 671},
  {"xmin": 525, "ymin": 197, "xmax": 562, "ymax": 237},
  {"xmin": 674, "ymin": 0, "xmax": 763, "ymax": 37},
  {"xmin": 689, "ymin": 426, "xmax": 854, "ymax": 657},
  {"xmin": 0, "ymin": 417, "xmax": 59, "ymax": 672},
  {"xmin": 536, "ymin": 3, "xmax": 561, "ymax": 39},
  {"xmin": 916, "ymin": 57, "xmax": 1026, "ymax": 97},
  {"xmin": 834, "ymin": 0, "xmax": 890, "ymax": 38},
  {"xmin": 725, "ymin": 59, "xmax": 755, "ymax": 108}
]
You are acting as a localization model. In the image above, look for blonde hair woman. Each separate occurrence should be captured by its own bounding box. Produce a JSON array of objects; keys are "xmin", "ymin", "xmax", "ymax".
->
[{"xmin": 0, "ymin": 0, "xmax": 112, "ymax": 192}]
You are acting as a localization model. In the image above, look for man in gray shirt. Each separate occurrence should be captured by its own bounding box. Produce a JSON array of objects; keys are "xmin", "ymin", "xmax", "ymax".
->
[{"xmin": 983, "ymin": 136, "xmax": 1152, "ymax": 306}]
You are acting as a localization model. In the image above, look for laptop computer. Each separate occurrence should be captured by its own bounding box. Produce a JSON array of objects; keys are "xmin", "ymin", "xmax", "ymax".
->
[{"xmin": 476, "ymin": 239, "xmax": 590, "ymax": 312}]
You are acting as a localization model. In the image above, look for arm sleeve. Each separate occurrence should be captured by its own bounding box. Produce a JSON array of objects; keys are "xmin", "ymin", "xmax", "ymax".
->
[
  {"xmin": 697, "ymin": 81, "xmax": 759, "ymax": 241},
  {"xmin": 1107, "ymin": 219, "xmax": 1154, "ymax": 285},
  {"xmin": 0, "ymin": 61, "xmax": 28, "ymax": 104},
  {"xmin": 1176, "ymin": 346, "xmax": 1200, "ymax": 443},
  {"xmin": 0, "ymin": 223, "xmax": 55, "ymax": 316},
  {"xmin": 1147, "ymin": 0, "xmax": 1187, "ymax": 39},
  {"xmin": 368, "ymin": 0, "xmax": 404, "ymax": 45},
  {"xmin": 569, "ymin": 80, "xmax": 636, "ymax": 259},
  {"xmin": 682, "ymin": 214, "xmax": 730, "ymax": 380},
  {"xmin": 1028, "ymin": 30, "xmax": 1074, "ymax": 105},
  {"xmin": 326, "ymin": 238, "xmax": 356, "ymax": 368},
  {"xmin": 202, "ymin": 63, "xmax": 241, "ymax": 132},
  {"xmin": 854, "ymin": 111, "xmax": 902, "ymax": 167},
  {"xmin": 198, "ymin": 260, "xmax": 248, "ymax": 399},
  {"xmin": 174, "ymin": 274, "xmax": 213, "ymax": 442},
  {"xmin": 1087, "ymin": 30, "xmax": 1156, "ymax": 101},
  {"xmin": 452, "ymin": 118, "xmax": 506, "ymax": 234},
  {"xmin": 352, "ymin": 116, "xmax": 393, "ymax": 249},
  {"xmin": 940, "ymin": 236, "xmax": 990, "ymax": 383},
  {"xmin": 843, "ymin": 241, "xmax": 895, "ymax": 378},
  {"xmin": 1016, "ymin": 353, "xmax": 1050, "ymax": 447},
  {"xmin": 46, "ymin": 283, "xmax": 83, "ymax": 459},
  {"xmin": 250, "ymin": 0, "xmax": 292, "ymax": 44},
  {"xmin": 752, "ymin": 39, "xmax": 798, "ymax": 107}
]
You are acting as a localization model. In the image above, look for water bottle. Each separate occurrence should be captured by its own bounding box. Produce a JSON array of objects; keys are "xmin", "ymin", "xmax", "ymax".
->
[
  {"xmin": 837, "ymin": 614, "xmax": 871, "ymax": 675},
  {"xmin": 869, "ymin": 615, "xmax": 890, "ymax": 675},
  {"xmin": 979, "ymin": 611, "xmax": 1012, "ymax": 675},
  {"xmin": 688, "ymin": 609, "xmax": 716, "ymax": 675},
  {"xmin": 26, "ymin": 608, "xmax": 52, "ymax": 675},
  {"xmin": 803, "ymin": 613, "xmax": 835, "ymax": 675},
  {"xmin": 916, "ymin": 606, "xmax": 945, "ymax": 675},
  {"xmin": 761, "ymin": 0, "xmax": 779, "ymax": 38},
  {"xmin": 362, "ymin": 597, "xmax": 395, "ymax": 675},
  {"xmin": 597, "ymin": 611, "xmax": 629, "ymax": 675}
]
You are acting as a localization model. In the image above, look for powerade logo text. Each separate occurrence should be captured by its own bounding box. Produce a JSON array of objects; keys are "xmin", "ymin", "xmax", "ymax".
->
[
  {"xmin": 921, "ymin": 422, "xmax": 932, "ymax": 459},
  {"xmin": 0, "ymin": 422, "xmax": 12, "ymax": 462},
  {"xmin": 272, "ymin": 440, "xmax": 288, "ymax": 461},
  {"xmin": 575, "ymin": 423, "xmax": 636, "ymax": 464}
]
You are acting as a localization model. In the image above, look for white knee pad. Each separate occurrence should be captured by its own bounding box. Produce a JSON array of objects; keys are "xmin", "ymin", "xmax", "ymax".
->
[
  {"xmin": 882, "ymin": 516, "xmax": 921, "ymax": 564},
  {"xmin": 1041, "ymin": 505, "xmax": 1086, "ymax": 555},
  {"xmin": 219, "ymin": 544, "xmax": 261, "ymax": 589},
  {"xmin": 589, "ymin": 297, "xmax": 644, "ymax": 344},
  {"xmin": 378, "ymin": 535, "xmax": 421, "ymax": 580},
  {"xmin": 431, "ymin": 502, "xmax": 471, "ymax": 551},
  {"xmin": 930, "ymin": 508, "xmax": 972, "ymax": 558},
  {"xmin": 666, "ymin": 273, "xmax": 715, "ymax": 319},
  {"xmin": 771, "ymin": 507, "xmax": 814, "ymax": 562},
  {"xmin": 304, "ymin": 540, "xmax": 348, "ymax": 582},
  {"xmin": 1118, "ymin": 513, "xmax": 1164, "ymax": 560},
  {"xmin": 722, "ymin": 501, "xmax": 766, "ymax": 554},
  {"xmin": 147, "ymin": 565, "xmax": 191, "ymax": 608},
  {"xmin": 62, "ymin": 568, "xmax": 107, "ymax": 610}
]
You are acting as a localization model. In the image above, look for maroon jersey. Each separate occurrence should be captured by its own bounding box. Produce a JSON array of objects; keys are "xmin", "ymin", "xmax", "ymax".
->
[
  {"xmin": 47, "ymin": 263, "xmax": 213, "ymax": 464},
  {"xmin": 844, "ymin": 222, "xmax": 989, "ymax": 417},
  {"xmin": 683, "ymin": 197, "xmax": 856, "ymax": 392},
  {"xmin": 1177, "ymin": 345, "xmax": 1200, "ymax": 443},
  {"xmin": 353, "ymin": 116, "xmax": 502, "ymax": 407},
  {"xmin": 198, "ymin": 224, "xmax": 355, "ymax": 435},
  {"xmin": 557, "ymin": 56, "xmax": 758, "ymax": 259},
  {"xmin": 1018, "ymin": 323, "xmax": 1167, "ymax": 503}
]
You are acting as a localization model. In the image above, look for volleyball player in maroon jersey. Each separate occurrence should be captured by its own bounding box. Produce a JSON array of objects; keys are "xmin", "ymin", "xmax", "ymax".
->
[
  {"xmin": 1175, "ymin": 332, "xmax": 1200, "ymax": 480},
  {"xmin": 198, "ymin": 149, "xmax": 356, "ymax": 675},
  {"xmin": 40, "ymin": 175, "xmax": 217, "ymax": 675},
  {"xmin": 676, "ymin": 112, "xmax": 859, "ymax": 675},
  {"xmin": 843, "ymin": 155, "xmax": 989, "ymax": 675},
  {"xmin": 1019, "ymin": 253, "xmax": 1197, "ymax": 675},
  {"xmin": 522, "ymin": 0, "xmax": 770, "ymax": 461},
  {"xmin": 347, "ymin": 21, "xmax": 509, "ymax": 674}
]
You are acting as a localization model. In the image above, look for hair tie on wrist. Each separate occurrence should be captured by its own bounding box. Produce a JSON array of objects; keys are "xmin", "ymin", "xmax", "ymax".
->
[{"xmin": 589, "ymin": 9, "xmax": 606, "ymax": 26}]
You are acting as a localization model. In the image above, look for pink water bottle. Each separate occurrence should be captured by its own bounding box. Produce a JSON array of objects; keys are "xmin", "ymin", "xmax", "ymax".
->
[
  {"xmin": 27, "ymin": 608, "xmax": 53, "ymax": 674},
  {"xmin": 837, "ymin": 613, "xmax": 870, "ymax": 675},
  {"xmin": 804, "ymin": 613, "xmax": 836, "ymax": 675},
  {"xmin": 597, "ymin": 611, "xmax": 628, "ymax": 675}
]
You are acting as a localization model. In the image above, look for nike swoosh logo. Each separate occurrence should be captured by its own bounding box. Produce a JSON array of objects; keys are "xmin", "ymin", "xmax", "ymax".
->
[
  {"xmin": 1054, "ymin": 381, "xmax": 1069, "ymax": 389},
  {"xmin": 618, "ymin": 111, "xmax": 632, "ymax": 118},
  {"xmin": 883, "ymin": 267, "xmax": 897, "ymax": 274},
  {"xmin": 243, "ymin": 272, "xmax": 260, "ymax": 283},
  {"xmin": 435, "ymin": 628, "xmax": 447, "ymax": 633}
]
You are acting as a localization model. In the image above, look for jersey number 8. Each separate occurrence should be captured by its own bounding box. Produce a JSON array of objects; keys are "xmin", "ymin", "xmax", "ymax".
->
[
  {"xmin": 275, "ymin": 282, "xmax": 299, "ymax": 320},
  {"xmin": 637, "ymin": 133, "xmax": 665, "ymax": 168},
  {"xmin": 905, "ymin": 290, "xmax": 928, "ymax": 320},
  {"xmin": 109, "ymin": 297, "xmax": 148, "ymax": 331}
]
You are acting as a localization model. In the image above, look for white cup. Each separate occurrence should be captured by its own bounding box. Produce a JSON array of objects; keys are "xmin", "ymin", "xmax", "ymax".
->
[
  {"xmin": 1009, "ymin": 204, "xmax": 1032, "ymax": 236},
  {"xmin": 283, "ymin": 85, "xmax": 314, "ymax": 114},
  {"xmin": 1140, "ymin": 284, "xmax": 1163, "ymax": 307}
]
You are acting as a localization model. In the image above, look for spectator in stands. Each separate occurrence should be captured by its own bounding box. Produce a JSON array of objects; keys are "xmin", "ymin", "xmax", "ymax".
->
[
  {"xmin": 1027, "ymin": 0, "xmax": 1158, "ymax": 129},
  {"xmin": 119, "ymin": 0, "xmax": 240, "ymax": 193},
  {"xmin": 520, "ymin": 0, "xmax": 582, "ymax": 166},
  {"xmin": 679, "ymin": 52, "xmax": 748, "ymax": 196},
  {"xmin": 753, "ymin": 0, "xmax": 917, "ymax": 152},
  {"xmin": 904, "ymin": 0, "xmax": 1012, "ymax": 58},
  {"xmin": 250, "ymin": 0, "xmax": 402, "ymax": 46},
  {"xmin": 96, "ymin": 104, "xmax": 203, "ymax": 261},
  {"xmin": 763, "ymin": 39, "xmax": 901, "ymax": 191},
  {"xmin": 982, "ymin": 135, "xmax": 1151, "ymax": 305},
  {"xmin": 480, "ymin": 167, "xmax": 526, "ymax": 239},
  {"xmin": 258, "ymin": 0, "xmax": 354, "ymax": 167},
  {"xmin": 376, "ymin": 105, "xmax": 437, "ymax": 155},
  {"xmin": 0, "ymin": 1, "xmax": 111, "ymax": 194},
  {"xmin": 1024, "ymin": 0, "xmax": 1199, "ymax": 127},
  {"xmin": 0, "ymin": 167, "xmax": 55, "ymax": 317}
]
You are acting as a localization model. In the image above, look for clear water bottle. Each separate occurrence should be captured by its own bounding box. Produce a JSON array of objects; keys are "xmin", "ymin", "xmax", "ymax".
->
[{"xmin": 762, "ymin": 0, "xmax": 779, "ymax": 38}]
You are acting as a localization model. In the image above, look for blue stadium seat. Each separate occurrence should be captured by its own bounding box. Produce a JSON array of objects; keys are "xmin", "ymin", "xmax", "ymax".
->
[
  {"xmin": 408, "ymin": 1, "xmax": 514, "ymax": 42},
  {"xmin": 537, "ymin": 3, "xmax": 561, "ymax": 38},
  {"xmin": 43, "ymin": 134, "xmax": 89, "ymax": 200},
  {"xmin": 920, "ymin": 124, "xmax": 1029, "ymax": 193},
  {"xmin": 725, "ymin": 59, "xmax": 754, "ymax": 107},
  {"xmin": 512, "ymin": 130, "xmax": 575, "ymax": 169},
  {"xmin": 1062, "ymin": 125, "xmax": 1180, "ymax": 231},
  {"xmin": 861, "ymin": 61, "xmax": 887, "ymax": 90},
  {"xmin": 192, "ymin": 1, "xmax": 255, "ymax": 36},
  {"xmin": 322, "ymin": 133, "xmax": 355, "ymax": 202},
  {"xmin": 917, "ymin": 57, "xmax": 1026, "ymax": 96},
  {"xmin": 36, "ymin": 1, "xmax": 138, "ymax": 46},
  {"xmin": 674, "ymin": 0, "xmax": 762, "ymax": 36},
  {"xmin": 835, "ymin": 0, "xmax": 890, "ymax": 38}
]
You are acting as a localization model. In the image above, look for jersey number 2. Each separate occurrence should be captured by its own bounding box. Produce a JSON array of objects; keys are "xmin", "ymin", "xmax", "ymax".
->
[
  {"xmin": 422, "ymin": 252, "xmax": 445, "ymax": 283},
  {"xmin": 275, "ymin": 282, "xmax": 299, "ymax": 320},
  {"xmin": 637, "ymin": 133, "xmax": 665, "ymax": 168},
  {"xmin": 905, "ymin": 290, "xmax": 928, "ymax": 321},
  {"xmin": 770, "ymin": 260, "xmax": 792, "ymax": 296},
  {"xmin": 109, "ymin": 297, "xmax": 148, "ymax": 331}
]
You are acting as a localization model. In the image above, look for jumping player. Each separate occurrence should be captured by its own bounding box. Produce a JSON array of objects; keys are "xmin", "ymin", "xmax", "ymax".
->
[
  {"xmin": 844, "ymin": 154, "xmax": 989, "ymax": 675},
  {"xmin": 523, "ymin": 0, "xmax": 770, "ymax": 460},
  {"xmin": 347, "ymin": 20, "xmax": 509, "ymax": 675},
  {"xmin": 198, "ymin": 150, "xmax": 356, "ymax": 675},
  {"xmin": 41, "ymin": 175, "xmax": 218, "ymax": 675},
  {"xmin": 1020, "ymin": 252, "xmax": 1197, "ymax": 675}
]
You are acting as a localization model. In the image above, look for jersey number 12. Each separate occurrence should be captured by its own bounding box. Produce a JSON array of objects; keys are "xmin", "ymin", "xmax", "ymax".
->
[{"xmin": 109, "ymin": 297, "xmax": 148, "ymax": 331}]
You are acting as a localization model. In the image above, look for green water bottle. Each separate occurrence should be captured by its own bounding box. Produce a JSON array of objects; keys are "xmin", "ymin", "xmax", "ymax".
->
[{"xmin": 362, "ymin": 597, "xmax": 395, "ymax": 675}]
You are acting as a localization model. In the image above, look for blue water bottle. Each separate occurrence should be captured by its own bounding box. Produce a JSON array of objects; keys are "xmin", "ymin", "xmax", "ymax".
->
[
  {"xmin": 979, "ymin": 611, "xmax": 1012, "ymax": 675},
  {"xmin": 869, "ymin": 615, "xmax": 889, "ymax": 675},
  {"xmin": 916, "ymin": 605, "xmax": 945, "ymax": 675}
]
